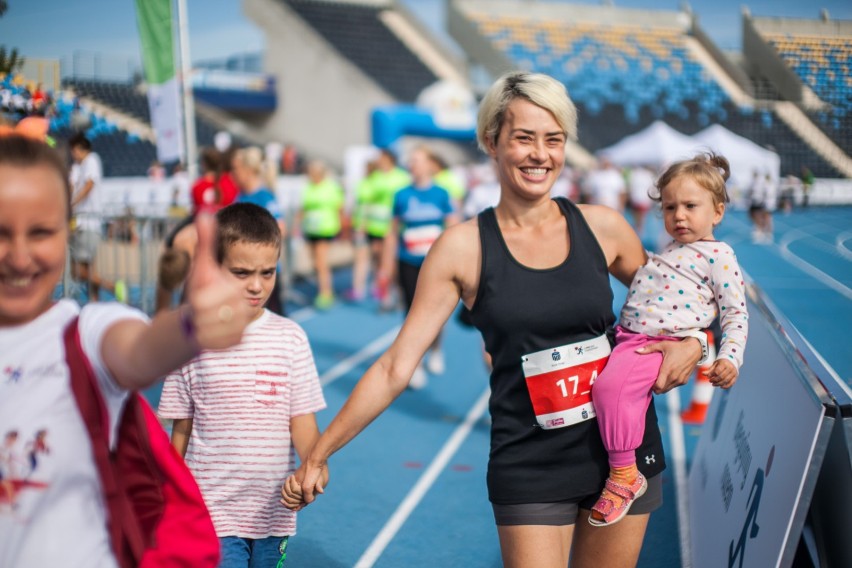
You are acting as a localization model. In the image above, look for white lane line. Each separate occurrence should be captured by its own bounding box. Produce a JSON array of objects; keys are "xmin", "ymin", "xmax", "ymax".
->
[
  {"xmin": 779, "ymin": 231, "xmax": 852, "ymax": 301},
  {"xmin": 795, "ymin": 327, "xmax": 852, "ymax": 399},
  {"xmin": 320, "ymin": 325, "xmax": 401, "ymax": 386},
  {"xmin": 355, "ymin": 387, "xmax": 492, "ymax": 568},
  {"xmin": 836, "ymin": 231, "xmax": 852, "ymax": 261},
  {"xmin": 288, "ymin": 306, "xmax": 315, "ymax": 322},
  {"xmin": 665, "ymin": 389, "xmax": 692, "ymax": 568}
]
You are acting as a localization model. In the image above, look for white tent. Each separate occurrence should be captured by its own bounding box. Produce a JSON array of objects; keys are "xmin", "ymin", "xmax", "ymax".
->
[
  {"xmin": 690, "ymin": 124, "xmax": 781, "ymax": 193},
  {"xmin": 597, "ymin": 120, "xmax": 700, "ymax": 169}
]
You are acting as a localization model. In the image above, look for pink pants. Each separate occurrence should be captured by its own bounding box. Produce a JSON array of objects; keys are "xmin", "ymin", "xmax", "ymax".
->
[{"xmin": 592, "ymin": 326, "xmax": 677, "ymax": 468}]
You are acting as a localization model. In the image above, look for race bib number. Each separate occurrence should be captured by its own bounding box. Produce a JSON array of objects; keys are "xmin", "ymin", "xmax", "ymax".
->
[
  {"xmin": 402, "ymin": 224, "xmax": 442, "ymax": 257},
  {"xmin": 303, "ymin": 210, "xmax": 326, "ymax": 234},
  {"xmin": 521, "ymin": 334, "xmax": 611, "ymax": 430},
  {"xmin": 365, "ymin": 204, "xmax": 391, "ymax": 224}
]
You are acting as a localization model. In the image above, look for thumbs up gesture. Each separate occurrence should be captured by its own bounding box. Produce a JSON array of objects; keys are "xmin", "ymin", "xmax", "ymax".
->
[{"xmin": 183, "ymin": 212, "xmax": 252, "ymax": 350}]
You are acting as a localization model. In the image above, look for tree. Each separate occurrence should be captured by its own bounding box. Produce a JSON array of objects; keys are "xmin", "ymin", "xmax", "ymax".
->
[
  {"xmin": 0, "ymin": 1, "xmax": 7, "ymax": 18},
  {"xmin": 0, "ymin": 46, "xmax": 24, "ymax": 75}
]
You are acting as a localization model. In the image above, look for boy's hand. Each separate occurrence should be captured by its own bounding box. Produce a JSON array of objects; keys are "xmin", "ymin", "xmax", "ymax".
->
[
  {"xmin": 280, "ymin": 461, "xmax": 329, "ymax": 511},
  {"xmin": 184, "ymin": 213, "xmax": 252, "ymax": 350},
  {"xmin": 707, "ymin": 359, "xmax": 738, "ymax": 389},
  {"xmin": 280, "ymin": 475, "xmax": 305, "ymax": 511}
]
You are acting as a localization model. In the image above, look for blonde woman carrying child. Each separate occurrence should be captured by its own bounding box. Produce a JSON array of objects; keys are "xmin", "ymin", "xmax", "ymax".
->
[{"xmin": 589, "ymin": 152, "xmax": 749, "ymax": 526}]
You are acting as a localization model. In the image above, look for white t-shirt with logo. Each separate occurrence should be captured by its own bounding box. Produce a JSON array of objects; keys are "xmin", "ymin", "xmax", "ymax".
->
[
  {"xmin": 0, "ymin": 300, "xmax": 146, "ymax": 568},
  {"xmin": 71, "ymin": 152, "xmax": 103, "ymax": 231}
]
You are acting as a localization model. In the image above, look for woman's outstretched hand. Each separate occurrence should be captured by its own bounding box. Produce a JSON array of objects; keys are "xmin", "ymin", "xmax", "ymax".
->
[{"xmin": 184, "ymin": 212, "xmax": 253, "ymax": 351}]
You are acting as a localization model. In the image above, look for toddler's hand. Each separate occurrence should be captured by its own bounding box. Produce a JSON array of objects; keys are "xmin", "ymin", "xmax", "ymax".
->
[{"xmin": 707, "ymin": 359, "xmax": 738, "ymax": 389}]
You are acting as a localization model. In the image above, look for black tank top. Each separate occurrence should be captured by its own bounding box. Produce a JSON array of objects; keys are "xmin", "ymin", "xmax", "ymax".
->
[{"xmin": 470, "ymin": 198, "xmax": 665, "ymax": 504}]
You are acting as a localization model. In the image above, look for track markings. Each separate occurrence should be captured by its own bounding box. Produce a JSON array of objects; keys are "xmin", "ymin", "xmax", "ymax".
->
[
  {"xmin": 665, "ymin": 389, "xmax": 693, "ymax": 568},
  {"xmin": 354, "ymin": 387, "xmax": 491, "ymax": 568},
  {"xmin": 319, "ymin": 325, "xmax": 401, "ymax": 386},
  {"xmin": 779, "ymin": 230, "xmax": 852, "ymax": 300}
]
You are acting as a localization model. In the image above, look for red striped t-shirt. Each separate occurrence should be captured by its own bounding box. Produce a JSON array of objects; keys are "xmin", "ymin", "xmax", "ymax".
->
[{"xmin": 158, "ymin": 310, "xmax": 325, "ymax": 538}]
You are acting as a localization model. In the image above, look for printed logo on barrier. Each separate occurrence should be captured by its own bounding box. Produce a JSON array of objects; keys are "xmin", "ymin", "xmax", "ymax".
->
[
  {"xmin": 546, "ymin": 418, "xmax": 565, "ymax": 428},
  {"xmin": 728, "ymin": 445, "xmax": 774, "ymax": 568},
  {"xmin": 551, "ymin": 350, "xmax": 561, "ymax": 362},
  {"xmin": 574, "ymin": 346, "xmax": 584, "ymax": 356},
  {"xmin": 713, "ymin": 388, "xmax": 730, "ymax": 441}
]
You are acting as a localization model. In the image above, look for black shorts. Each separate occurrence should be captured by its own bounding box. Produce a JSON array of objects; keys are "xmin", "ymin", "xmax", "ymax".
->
[
  {"xmin": 366, "ymin": 234, "xmax": 385, "ymax": 245},
  {"xmin": 397, "ymin": 260, "xmax": 422, "ymax": 313},
  {"xmin": 491, "ymin": 473, "xmax": 663, "ymax": 526},
  {"xmin": 304, "ymin": 234, "xmax": 337, "ymax": 243}
]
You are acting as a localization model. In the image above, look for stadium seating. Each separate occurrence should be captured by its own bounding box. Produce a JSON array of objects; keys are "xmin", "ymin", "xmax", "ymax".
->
[
  {"xmin": 59, "ymin": 78, "xmax": 250, "ymax": 176},
  {"xmin": 470, "ymin": 15, "xmax": 729, "ymax": 124},
  {"xmin": 281, "ymin": 0, "xmax": 438, "ymax": 102},
  {"xmin": 763, "ymin": 34, "xmax": 852, "ymax": 156},
  {"xmin": 466, "ymin": 13, "xmax": 841, "ymax": 177}
]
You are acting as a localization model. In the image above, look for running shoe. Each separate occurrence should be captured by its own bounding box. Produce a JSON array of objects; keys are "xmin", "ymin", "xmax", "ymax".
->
[
  {"xmin": 114, "ymin": 279, "xmax": 128, "ymax": 304},
  {"xmin": 408, "ymin": 365, "xmax": 428, "ymax": 390},
  {"xmin": 426, "ymin": 349, "xmax": 445, "ymax": 375},
  {"xmin": 314, "ymin": 293, "xmax": 335, "ymax": 310}
]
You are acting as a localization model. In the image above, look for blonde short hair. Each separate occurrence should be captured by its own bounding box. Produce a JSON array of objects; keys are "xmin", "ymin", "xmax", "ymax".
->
[{"xmin": 476, "ymin": 71, "xmax": 578, "ymax": 152}]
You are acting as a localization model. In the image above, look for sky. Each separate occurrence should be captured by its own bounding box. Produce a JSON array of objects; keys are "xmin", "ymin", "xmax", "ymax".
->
[{"xmin": 1, "ymin": 0, "xmax": 851, "ymax": 81}]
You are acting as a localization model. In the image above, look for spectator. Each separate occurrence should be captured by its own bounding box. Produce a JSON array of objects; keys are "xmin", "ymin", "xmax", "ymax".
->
[{"xmin": 68, "ymin": 133, "xmax": 126, "ymax": 302}]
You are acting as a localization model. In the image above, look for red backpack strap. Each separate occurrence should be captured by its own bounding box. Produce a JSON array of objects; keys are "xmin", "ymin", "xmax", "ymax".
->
[{"xmin": 63, "ymin": 317, "xmax": 147, "ymax": 568}]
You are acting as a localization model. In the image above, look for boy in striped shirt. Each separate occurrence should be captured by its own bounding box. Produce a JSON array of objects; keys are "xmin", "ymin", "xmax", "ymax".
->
[{"xmin": 159, "ymin": 203, "xmax": 326, "ymax": 567}]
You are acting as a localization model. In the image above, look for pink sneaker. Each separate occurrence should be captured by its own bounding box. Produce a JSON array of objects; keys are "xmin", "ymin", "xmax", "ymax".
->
[
  {"xmin": 344, "ymin": 289, "xmax": 365, "ymax": 302},
  {"xmin": 588, "ymin": 472, "xmax": 647, "ymax": 527}
]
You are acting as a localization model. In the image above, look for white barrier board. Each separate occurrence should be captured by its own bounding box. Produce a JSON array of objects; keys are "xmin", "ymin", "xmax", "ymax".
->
[{"xmin": 689, "ymin": 295, "xmax": 831, "ymax": 568}]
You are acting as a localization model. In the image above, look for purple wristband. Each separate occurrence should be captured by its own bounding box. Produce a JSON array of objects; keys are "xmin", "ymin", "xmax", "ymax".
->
[{"xmin": 179, "ymin": 305, "xmax": 201, "ymax": 353}]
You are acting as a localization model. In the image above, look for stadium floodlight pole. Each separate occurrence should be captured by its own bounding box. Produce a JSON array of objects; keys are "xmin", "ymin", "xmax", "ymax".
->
[{"xmin": 175, "ymin": 0, "xmax": 198, "ymax": 180}]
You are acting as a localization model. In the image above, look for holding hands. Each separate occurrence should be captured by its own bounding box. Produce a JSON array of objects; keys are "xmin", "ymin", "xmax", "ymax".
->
[{"xmin": 281, "ymin": 460, "xmax": 329, "ymax": 511}]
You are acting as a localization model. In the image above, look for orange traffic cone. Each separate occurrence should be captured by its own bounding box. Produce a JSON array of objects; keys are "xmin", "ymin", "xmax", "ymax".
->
[{"xmin": 681, "ymin": 330, "xmax": 716, "ymax": 425}]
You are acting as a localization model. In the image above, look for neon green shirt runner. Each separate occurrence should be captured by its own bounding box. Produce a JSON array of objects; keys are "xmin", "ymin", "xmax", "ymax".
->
[
  {"xmin": 434, "ymin": 169, "xmax": 466, "ymax": 201},
  {"xmin": 301, "ymin": 178, "xmax": 344, "ymax": 238},
  {"xmin": 362, "ymin": 167, "xmax": 411, "ymax": 238}
]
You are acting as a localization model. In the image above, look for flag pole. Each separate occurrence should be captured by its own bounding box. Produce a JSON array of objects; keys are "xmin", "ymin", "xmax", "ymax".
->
[{"xmin": 175, "ymin": 0, "xmax": 198, "ymax": 179}]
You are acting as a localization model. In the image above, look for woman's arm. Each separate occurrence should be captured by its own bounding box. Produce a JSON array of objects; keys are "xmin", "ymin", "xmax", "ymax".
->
[
  {"xmin": 291, "ymin": 225, "xmax": 475, "ymax": 506},
  {"xmin": 101, "ymin": 214, "xmax": 253, "ymax": 390}
]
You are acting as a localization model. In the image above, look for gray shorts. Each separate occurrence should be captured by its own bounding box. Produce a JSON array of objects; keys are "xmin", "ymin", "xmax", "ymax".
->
[
  {"xmin": 492, "ymin": 473, "xmax": 663, "ymax": 526},
  {"xmin": 70, "ymin": 229, "xmax": 101, "ymax": 263}
]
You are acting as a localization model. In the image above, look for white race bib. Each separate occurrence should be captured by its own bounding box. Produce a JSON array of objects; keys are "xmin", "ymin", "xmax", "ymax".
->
[
  {"xmin": 401, "ymin": 224, "xmax": 442, "ymax": 257},
  {"xmin": 521, "ymin": 334, "xmax": 611, "ymax": 429}
]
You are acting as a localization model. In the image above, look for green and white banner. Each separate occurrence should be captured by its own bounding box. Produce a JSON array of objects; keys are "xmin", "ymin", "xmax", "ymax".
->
[{"xmin": 135, "ymin": 0, "xmax": 183, "ymax": 163}]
